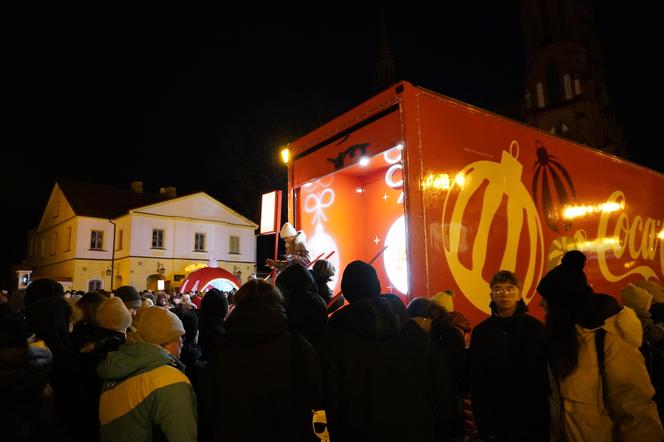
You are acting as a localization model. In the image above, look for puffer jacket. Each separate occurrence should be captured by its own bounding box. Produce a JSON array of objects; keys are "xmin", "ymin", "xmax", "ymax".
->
[
  {"xmin": 551, "ymin": 303, "xmax": 664, "ymax": 442},
  {"xmin": 97, "ymin": 341, "xmax": 197, "ymax": 442}
]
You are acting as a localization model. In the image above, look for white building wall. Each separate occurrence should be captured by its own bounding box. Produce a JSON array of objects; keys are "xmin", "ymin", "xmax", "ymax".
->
[
  {"xmin": 130, "ymin": 215, "xmax": 174, "ymax": 258},
  {"xmin": 75, "ymin": 217, "xmax": 114, "ymax": 260},
  {"xmin": 129, "ymin": 214, "xmax": 255, "ymax": 263},
  {"xmin": 113, "ymin": 215, "xmax": 132, "ymax": 259},
  {"xmin": 217, "ymin": 225, "xmax": 256, "ymax": 263},
  {"xmin": 173, "ymin": 220, "xmax": 218, "ymax": 261}
]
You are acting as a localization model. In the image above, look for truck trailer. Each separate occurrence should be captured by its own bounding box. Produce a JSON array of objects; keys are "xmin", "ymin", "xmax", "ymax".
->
[{"xmin": 284, "ymin": 81, "xmax": 664, "ymax": 325}]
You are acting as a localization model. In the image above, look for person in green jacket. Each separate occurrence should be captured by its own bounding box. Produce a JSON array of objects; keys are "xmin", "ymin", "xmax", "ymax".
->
[{"xmin": 97, "ymin": 306, "xmax": 197, "ymax": 442}]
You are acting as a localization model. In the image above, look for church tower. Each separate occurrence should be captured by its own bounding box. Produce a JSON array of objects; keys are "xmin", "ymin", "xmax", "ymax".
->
[
  {"xmin": 375, "ymin": 11, "xmax": 396, "ymax": 91},
  {"xmin": 520, "ymin": 0, "xmax": 625, "ymax": 157}
]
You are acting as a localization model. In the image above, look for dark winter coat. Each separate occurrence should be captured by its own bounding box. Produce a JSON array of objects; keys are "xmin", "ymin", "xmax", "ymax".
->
[
  {"xmin": 70, "ymin": 322, "xmax": 125, "ymax": 442},
  {"xmin": 199, "ymin": 297, "xmax": 322, "ymax": 442},
  {"xmin": 25, "ymin": 297, "xmax": 85, "ymax": 440},
  {"xmin": 0, "ymin": 345, "xmax": 66, "ymax": 442},
  {"xmin": 276, "ymin": 264, "xmax": 328, "ymax": 347},
  {"xmin": 198, "ymin": 289, "xmax": 228, "ymax": 362},
  {"xmin": 469, "ymin": 299, "xmax": 549, "ymax": 441},
  {"xmin": 320, "ymin": 294, "xmax": 458, "ymax": 442}
]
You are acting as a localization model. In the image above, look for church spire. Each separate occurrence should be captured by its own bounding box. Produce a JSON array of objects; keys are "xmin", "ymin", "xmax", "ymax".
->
[{"xmin": 375, "ymin": 10, "xmax": 395, "ymax": 91}]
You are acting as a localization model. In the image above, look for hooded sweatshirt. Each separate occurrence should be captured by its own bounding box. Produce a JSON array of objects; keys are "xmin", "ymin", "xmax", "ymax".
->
[
  {"xmin": 97, "ymin": 342, "xmax": 197, "ymax": 442},
  {"xmin": 552, "ymin": 296, "xmax": 664, "ymax": 442},
  {"xmin": 320, "ymin": 294, "xmax": 457, "ymax": 442}
]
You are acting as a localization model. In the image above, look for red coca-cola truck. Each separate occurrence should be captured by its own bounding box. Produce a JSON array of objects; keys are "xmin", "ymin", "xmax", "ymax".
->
[{"xmin": 284, "ymin": 80, "xmax": 664, "ymax": 325}]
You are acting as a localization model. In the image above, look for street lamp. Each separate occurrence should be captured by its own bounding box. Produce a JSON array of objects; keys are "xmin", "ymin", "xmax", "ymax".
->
[
  {"xmin": 280, "ymin": 147, "xmax": 290, "ymax": 164},
  {"xmin": 157, "ymin": 262, "xmax": 166, "ymax": 274}
]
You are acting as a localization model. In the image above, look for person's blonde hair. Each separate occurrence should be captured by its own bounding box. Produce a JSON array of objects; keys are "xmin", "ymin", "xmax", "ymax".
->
[{"xmin": 312, "ymin": 259, "xmax": 335, "ymax": 279}]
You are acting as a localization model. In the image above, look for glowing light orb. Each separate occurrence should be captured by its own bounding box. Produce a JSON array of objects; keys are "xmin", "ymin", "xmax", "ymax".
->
[{"xmin": 384, "ymin": 215, "xmax": 408, "ymax": 293}]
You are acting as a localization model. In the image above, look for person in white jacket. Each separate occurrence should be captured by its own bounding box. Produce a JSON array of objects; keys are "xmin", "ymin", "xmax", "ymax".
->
[{"xmin": 537, "ymin": 250, "xmax": 663, "ymax": 442}]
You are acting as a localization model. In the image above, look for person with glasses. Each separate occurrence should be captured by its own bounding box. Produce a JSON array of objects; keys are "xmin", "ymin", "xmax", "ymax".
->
[{"xmin": 468, "ymin": 270, "xmax": 549, "ymax": 441}]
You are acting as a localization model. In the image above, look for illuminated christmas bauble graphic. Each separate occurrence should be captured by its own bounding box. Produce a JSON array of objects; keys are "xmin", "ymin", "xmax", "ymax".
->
[
  {"xmin": 442, "ymin": 142, "xmax": 544, "ymax": 314},
  {"xmin": 532, "ymin": 141, "xmax": 577, "ymax": 233},
  {"xmin": 546, "ymin": 230, "xmax": 587, "ymax": 272},
  {"xmin": 384, "ymin": 215, "xmax": 408, "ymax": 293},
  {"xmin": 308, "ymin": 222, "xmax": 340, "ymax": 290}
]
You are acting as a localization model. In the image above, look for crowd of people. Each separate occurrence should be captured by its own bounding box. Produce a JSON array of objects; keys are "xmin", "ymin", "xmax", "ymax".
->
[{"xmin": 2, "ymin": 251, "xmax": 664, "ymax": 441}]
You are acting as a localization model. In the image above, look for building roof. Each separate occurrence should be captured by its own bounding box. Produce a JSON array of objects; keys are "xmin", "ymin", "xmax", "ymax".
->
[{"xmin": 57, "ymin": 179, "xmax": 171, "ymax": 219}]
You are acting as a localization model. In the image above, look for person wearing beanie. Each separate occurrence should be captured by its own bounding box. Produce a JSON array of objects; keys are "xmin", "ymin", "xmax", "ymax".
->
[
  {"xmin": 70, "ymin": 296, "xmax": 129, "ymax": 442},
  {"xmin": 621, "ymin": 283, "xmax": 664, "ymax": 421},
  {"xmin": 636, "ymin": 279, "xmax": 664, "ymax": 304},
  {"xmin": 95, "ymin": 297, "xmax": 132, "ymax": 335},
  {"xmin": 113, "ymin": 285, "xmax": 142, "ymax": 313},
  {"xmin": 199, "ymin": 279, "xmax": 324, "ymax": 442},
  {"xmin": 431, "ymin": 290, "xmax": 454, "ymax": 312},
  {"xmin": 318, "ymin": 261, "xmax": 459, "ymax": 441},
  {"xmin": 265, "ymin": 222, "xmax": 311, "ymax": 273},
  {"xmin": 431, "ymin": 289, "xmax": 472, "ymax": 347},
  {"xmin": 469, "ymin": 270, "xmax": 549, "ymax": 441},
  {"xmin": 537, "ymin": 250, "xmax": 663, "ymax": 441},
  {"xmin": 97, "ymin": 306, "xmax": 196, "ymax": 441},
  {"xmin": 24, "ymin": 278, "xmax": 64, "ymax": 309},
  {"xmin": 275, "ymin": 263, "xmax": 328, "ymax": 347},
  {"xmin": 198, "ymin": 288, "xmax": 229, "ymax": 361}
]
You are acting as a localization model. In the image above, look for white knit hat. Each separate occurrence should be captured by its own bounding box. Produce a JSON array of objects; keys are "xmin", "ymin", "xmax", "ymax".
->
[
  {"xmin": 280, "ymin": 222, "xmax": 297, "ymax": 239},
  {"xmin": 635, "ymin": 280, "xmax": 664, "ymax": 304},
  {"xmin": 621, "ymin": 283, "xmax": 653, "ymax": 314}
]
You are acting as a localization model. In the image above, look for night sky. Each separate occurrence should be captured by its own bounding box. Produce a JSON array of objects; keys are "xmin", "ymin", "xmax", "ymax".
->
[{"xmin": 0, "ymin": 2, "xmax": 654, "ymax": 288}]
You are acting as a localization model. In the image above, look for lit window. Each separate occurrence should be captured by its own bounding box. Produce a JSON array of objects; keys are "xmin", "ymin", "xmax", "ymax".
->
[
  {"xmin": 574, "ymin": 77, "xmax": 582, "ymax": 95},
  {"xmin": 229, "ymin": 235, "xmax": 240, "ymax": 254},
  {"xmin": 90, "ymin": 231, "xmax": 104, "ymax": 250},
  {"xmin": 152, "ymin": 229, "xmax": 164, "ymax": 248},
  {"xmin": 194, "ymin": 233, "xmax": 206, "ymax": 252}
]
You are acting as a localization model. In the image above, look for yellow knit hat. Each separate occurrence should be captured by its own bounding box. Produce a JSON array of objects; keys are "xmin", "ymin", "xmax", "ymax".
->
[
  {"xmin": 431, "ymin": 290, "xmax": 455, "ymax": 312},
  {"xmin": 96, "ymin": 296, "xmax": 132, "ymax": 334},
  {"xmin": 137, "ymin": 306, "xmax": 185, "ymax": 345}
]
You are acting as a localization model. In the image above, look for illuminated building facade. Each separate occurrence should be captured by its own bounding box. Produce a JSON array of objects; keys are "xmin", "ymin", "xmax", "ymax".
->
[{"xmin": 24, "ymin": 180, "xmax": 257, "ymax": 292}]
